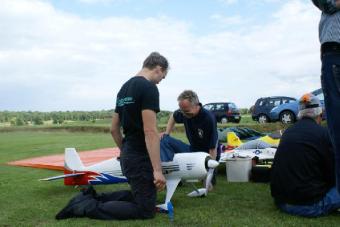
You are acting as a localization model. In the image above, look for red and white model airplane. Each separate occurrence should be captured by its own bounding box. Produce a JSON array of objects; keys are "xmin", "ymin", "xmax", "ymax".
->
[{"xmin": 40, "ymin": 148, "xmax": 220, "ymax": 211}]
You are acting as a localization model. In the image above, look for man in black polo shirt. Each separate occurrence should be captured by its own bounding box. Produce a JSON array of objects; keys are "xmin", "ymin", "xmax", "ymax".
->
[
  {"xmin": 56, "ymin": 52, "xmax": 168, "ymax": 220},
  {"xmin": 270, "ymin": 93, "xmax": 340, "ymax": 217},
  {"xmin": 160, "ymin": 90, "xmax": 218, "ymax": 188}
]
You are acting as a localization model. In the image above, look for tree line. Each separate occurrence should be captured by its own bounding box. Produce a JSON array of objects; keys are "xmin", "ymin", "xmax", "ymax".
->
[
  {"xmin": 0, "ymin": 109, "xmax": 250, "ymax": 126},
  {"xmin": 0, "ymin": 110, "xmax": 173, "ymax": 126},
  {"xmin": 0, "ymin": 110, "xmax": 115, "ymax": 126}
]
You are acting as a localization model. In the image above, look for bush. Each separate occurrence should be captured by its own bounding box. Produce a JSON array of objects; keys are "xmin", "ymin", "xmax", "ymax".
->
[
  {"xmin": 33, "ymin": 116, "xmax": 44, "ymax": 125},
  {"xmin": 15, "ymin": 118, "xmax": 25, "ymax": 126}
]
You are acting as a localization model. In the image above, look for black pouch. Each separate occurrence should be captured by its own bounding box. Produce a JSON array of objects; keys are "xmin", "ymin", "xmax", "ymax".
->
[{"xmin": 251, "ymin": 165, "xmax": 271, "ymax": 183}]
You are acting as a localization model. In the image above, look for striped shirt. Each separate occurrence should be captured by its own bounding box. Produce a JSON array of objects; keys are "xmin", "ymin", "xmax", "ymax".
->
[{"xmin": 312, "ymin": 0, "xmax": 340, "ymax": 44}]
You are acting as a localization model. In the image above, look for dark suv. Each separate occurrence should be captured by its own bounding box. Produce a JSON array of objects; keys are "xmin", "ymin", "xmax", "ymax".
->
[
  {"xmin": 251, "ymin": 96, "xmax": 296, "ymax": 123},
  {"xmin": 203, "ymin": 102, "xmax": 241, "ymax": 124}
]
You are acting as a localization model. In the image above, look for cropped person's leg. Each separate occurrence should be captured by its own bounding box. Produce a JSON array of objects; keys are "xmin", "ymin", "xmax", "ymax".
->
[
  {"xmin": 160, "ymin": 135, "xmax": 190, "ymax": 161},
  {"xmin": 321, "ymin": 53, "xmax": 340, "ymax": 192}
]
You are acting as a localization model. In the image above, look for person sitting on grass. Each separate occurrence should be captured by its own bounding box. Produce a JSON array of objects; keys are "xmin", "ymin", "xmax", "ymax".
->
[{"xmin": 270, "ymin": 93, "xmax": 339, "ymax": 217}]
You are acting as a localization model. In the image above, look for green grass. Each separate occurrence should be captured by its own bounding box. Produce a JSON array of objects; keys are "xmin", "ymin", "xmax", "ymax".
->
[{"xmin": 0, "ymin": 131, "xmax": 339, "ymax": 226}]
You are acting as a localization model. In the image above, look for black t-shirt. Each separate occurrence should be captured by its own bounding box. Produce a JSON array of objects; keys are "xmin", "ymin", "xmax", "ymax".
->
[
  {"xmin": 115, "ymin": 76, "xmax": 160, "ymax": 154},
  {"xmin": 173, "ymin": 105, "xmax": 218, "ymax": 152},
  {"xmin": 270, "ymin": 118, "xmax": 334, "ymax": 205}
]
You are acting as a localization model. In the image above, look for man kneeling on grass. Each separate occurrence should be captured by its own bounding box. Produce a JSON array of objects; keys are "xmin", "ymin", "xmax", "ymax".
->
[
  {"xmin": 270, "ymin": 93, "xmax": 340, "ymax": 217},
  {"xmin": 160, "ymin": 90, "xmax": 218, "ymax": 190}
]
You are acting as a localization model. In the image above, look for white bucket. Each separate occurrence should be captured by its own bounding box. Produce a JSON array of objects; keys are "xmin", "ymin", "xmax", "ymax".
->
[{"xmin": 225, "ymin": 157, "xmax": 252, "ymax": 182}]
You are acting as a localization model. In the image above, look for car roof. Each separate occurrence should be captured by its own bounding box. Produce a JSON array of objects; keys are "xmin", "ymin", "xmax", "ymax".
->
[
  {"xmin": 257, "ymin": 96, "xmax": 296, "ymax": 100},
  {"xmin": 311, "ymin": 88, "xmax": 322, "ymax": 95},
  {"xmin": 204, "ymin": 102, "xmax": 234, "ymax": 105},
  {"xmin": 260, "ymin": 96, "xmax": 295, "ymax": 99}
]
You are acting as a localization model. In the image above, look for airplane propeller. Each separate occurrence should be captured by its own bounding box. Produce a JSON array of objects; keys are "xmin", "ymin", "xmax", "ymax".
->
[{"xmin": 187, "ymin": 158, "xmax": 219, "ymax": 197}]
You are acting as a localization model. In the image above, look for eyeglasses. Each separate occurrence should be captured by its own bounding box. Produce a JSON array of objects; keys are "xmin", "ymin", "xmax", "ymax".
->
[{"xmin": 179, "ymin": 105, "xmax": 198, "ymax": 118}]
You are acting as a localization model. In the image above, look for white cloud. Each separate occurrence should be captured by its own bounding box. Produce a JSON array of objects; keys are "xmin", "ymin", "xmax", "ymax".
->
[
  {"xmin": 77, "ymin": 0, "xmax": 121, "ymax": 4},
  {"xmin": 210, "ymin": 14, "xmax": 247, "ymax": 26},
  {"xmin": 0, "ymin": 0, "xmax": 322, "ymax": 111},
  {"xmin": 218, "ymin": 0, "xmax": 238, "ymax": 5}
]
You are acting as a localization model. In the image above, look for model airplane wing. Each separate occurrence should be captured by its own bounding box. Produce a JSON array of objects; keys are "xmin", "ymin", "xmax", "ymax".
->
[
  {"xmin": 39, "ymin": 173, "xmax": 85, "ymax": 181},
  {"xmin": 219, "ymin": 148, "xmax": 277, "ymax": 162}
]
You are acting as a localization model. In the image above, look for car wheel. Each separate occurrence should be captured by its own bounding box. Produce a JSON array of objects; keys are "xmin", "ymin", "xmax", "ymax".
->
[
  {"xmin": 258, "ymin": 114, "xmax": 269, "ymax": 124},
  {"xmin": 280, "ymin": 111, "xmax": 295, "ymax": 124},
  {"xmin": 220, "ymin": 117, "xmax": 228, "ymax": 124}
]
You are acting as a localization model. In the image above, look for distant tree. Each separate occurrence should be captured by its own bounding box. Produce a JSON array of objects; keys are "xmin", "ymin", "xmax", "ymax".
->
[
  {"xmin": 33, "ymin": 116, "xmax": 44, "ymax": 125},
  {"xmin": 157, "ymin": 111, "xmax": 172, "ymax": 124},
  {"xmin": 10, "ymin": 118, "xmax": 16, "ymax": 126},
  {"xmin": 15, "ymin": 118, "xmax": 25, "ymax": 126},
  {"xmin": 239, "ymin": 108, "xmax": 250, "ymax": 115},
  {"xmin": 52, "ymin": 113, "xmax": 64, "ymax": 124}
]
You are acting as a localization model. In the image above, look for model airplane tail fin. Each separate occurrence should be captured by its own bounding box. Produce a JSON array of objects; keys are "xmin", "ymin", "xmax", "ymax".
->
[
  {"xmin": 227, "ymin": 132, "xmax": 243, "ymax": 148},
  {"xmin": 64, "ymin": 148, "xmax": 85, "ymax": 171},
  {"xmin": 258, "ymin": 135, "xmax": 280, "ymax": 147}
]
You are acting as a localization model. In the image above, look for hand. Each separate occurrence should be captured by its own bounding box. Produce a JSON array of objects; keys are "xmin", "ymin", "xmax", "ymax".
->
[
  {"xmin": 153, "ymin": 170, "xmax": 166, "ymax": 191},
  {"xmin": 159, "ymin": 132, "xmax": 169, "ymax": 139},
  {"xmin": 336, "ymin": 0, "xmax": 340, "ymax": 8}
]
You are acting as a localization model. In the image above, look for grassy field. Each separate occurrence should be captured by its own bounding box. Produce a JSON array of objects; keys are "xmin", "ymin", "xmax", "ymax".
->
[{"xmin": 0, "ymin": 130, "xmax": 339, "ymax": 226}]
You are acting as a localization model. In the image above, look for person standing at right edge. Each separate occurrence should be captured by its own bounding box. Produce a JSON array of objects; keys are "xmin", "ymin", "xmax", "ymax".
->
[{"xmin": 312, "ymin": 0, "xmax": 340, "ymax": 192}]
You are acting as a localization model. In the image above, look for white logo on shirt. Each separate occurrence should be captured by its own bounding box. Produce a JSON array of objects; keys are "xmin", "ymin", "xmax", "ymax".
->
[{"xmin": 198, "ymin": 129, "xmax": 204, "ymax": 139}]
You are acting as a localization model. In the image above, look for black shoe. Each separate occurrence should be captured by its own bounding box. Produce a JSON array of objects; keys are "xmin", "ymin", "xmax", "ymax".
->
[
  {"xmin": 81, "ymin": 185, "xmax": 97, "ymax": 198},
  {"xmin": 55, "ymin": 192, "xmax": 93, "ymax": 220}
]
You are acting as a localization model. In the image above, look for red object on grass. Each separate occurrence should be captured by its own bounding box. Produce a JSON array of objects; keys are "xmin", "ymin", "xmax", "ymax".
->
[{"xmin": 7, "ymin": 147, "xmax": 120, "ymax": 171}]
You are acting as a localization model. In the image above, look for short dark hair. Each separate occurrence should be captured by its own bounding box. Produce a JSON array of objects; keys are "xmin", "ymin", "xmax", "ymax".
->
[
  {"xmin": 177, "ymin": 90, "xmax": 199, "ymax": 106},
  {"xmin": 142, "ymin": 52, "xmax": 169, "ymax": 72}
]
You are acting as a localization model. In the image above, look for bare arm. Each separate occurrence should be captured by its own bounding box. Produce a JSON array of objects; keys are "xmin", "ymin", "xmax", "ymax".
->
[
  {"xmin": 142, "ymin": 109, "xmax": 166, "ymax": 191},
  {"xmin": 110, "ymin": 113, "xmax": 123, "ymax": 150},
  {"xmin": 165, "ymin": 114, "xmax": 176, "ymax": 135},
  {"xmin": 160, "ymin": 113, "xmax": 176, "ymax": 138},
  {"xmin": 209, "ymin": 148, "xmax": 217, "ymax": 160}
]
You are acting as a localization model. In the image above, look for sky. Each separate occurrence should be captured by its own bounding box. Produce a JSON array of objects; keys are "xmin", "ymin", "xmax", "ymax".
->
[{"xmin": 0, "ymin": 0, "xmax": 323, "ymax": 111}]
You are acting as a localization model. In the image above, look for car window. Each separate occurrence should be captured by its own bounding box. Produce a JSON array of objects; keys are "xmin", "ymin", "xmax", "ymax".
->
[
  {"xmin": 282, "ymin": 98, "xmax": 290, "ymax": 104},
  {"xmin": 315, "ymin": 92, "xmax": 324, "ymax": 101},
  {"xmin": 281, "ymin": 98, "xmax": 295, "ymax": 104},
  {"xmin": 268, "ymin": 98, "xmax": 281, "ymax": 107},
  {"xmin": 228, "ymin": 103, "xmax": 236, "ymax": 108},
  {"xmin": 215, "ymin": 104, "xmax": 225, "ymax": 111},
  {"xmin": 258, "ymin": 100, "xmax": 265, "ymax": 106},
  {"xmin": 203, "ymin": 104, "xmax": 214, "ymax": 111}
]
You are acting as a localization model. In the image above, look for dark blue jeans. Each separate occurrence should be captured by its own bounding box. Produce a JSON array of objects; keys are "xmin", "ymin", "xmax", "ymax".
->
[
  {"xmin": 85, "ymin": 145, "xmax": 156, "ymax": 220},
  {"xmin": 57, "ymin": 151, "xmax": 157, "ymax": 220},
  {"xmin": 160, "ymin": 135, "xmax": 191, "ymax": 162},
  {"xmin": 321, "ymin": 51, "xmax": 340, "ymax": 192},
  {"xmin": 277, "ymin": 187, "xmax": 340, "ymax": 217}
]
